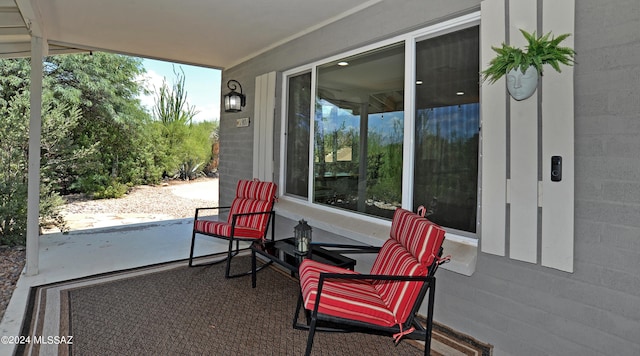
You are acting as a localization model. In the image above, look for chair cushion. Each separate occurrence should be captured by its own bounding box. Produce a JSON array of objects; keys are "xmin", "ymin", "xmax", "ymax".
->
[
  {"xmin": 227, "ymin": 198, "xmax": 273, "ymax": 231},
  {"xmin": 389, "ymin": 208, "xmax": 446, "ymax": 267},
  {"xmin": 193, "ymin": 180, "xmax": 276, "ymax": 239},
  {"xmin": 236, "ymin": 179, "xmax": 277, "ymax": 201},
  {"xmin": 226, "ymin": 180, "xmax": 277, "ymax": 231},
  {"xmin": 299, "ymin": 259, "xmax": 397, "ymax": 327},
  {"xmin": 193, "ymin": 220, "xmax": 264, "ymax": 239},
  {"xmin": 370, "ymin": 239, "xmax": 427, "ymax": 324}
]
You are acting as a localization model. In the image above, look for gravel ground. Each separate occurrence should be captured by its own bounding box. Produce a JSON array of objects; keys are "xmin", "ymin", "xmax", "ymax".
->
[
  {"xmin": 0, "ymin": 178, "xmax": 218, "ymax": 321},
  {"xmin": 0, "ymin": 246, "xmax": 26, "ymax": 322},
  {"xmin": 61, "ymin": 179, "xmax": 217, "ymax": 218}
]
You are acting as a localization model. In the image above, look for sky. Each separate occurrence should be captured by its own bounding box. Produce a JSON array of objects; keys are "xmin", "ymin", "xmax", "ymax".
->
[{"xmin": 137, "ymin": 58, "xmax": 221, "ymax": 123}]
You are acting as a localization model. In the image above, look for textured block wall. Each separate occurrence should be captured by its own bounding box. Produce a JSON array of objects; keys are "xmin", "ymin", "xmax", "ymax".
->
[
  {"xmin": 218, "ymin": 0, "xmax": 640, "ymax": 354},
  {"xmin": 438, "ymin": 1, "xmax": 640, "ymax": 354}
]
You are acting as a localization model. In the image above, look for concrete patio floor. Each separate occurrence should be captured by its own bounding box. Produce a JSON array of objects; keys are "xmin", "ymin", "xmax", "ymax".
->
[{"xmin": 0, "ymin": 217, "xmax": 232, "ymax": 355}]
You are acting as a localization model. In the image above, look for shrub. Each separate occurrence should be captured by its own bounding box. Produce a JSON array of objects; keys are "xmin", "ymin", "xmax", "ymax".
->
[{"xmin": 92, "ymin": 180, "xmax": 130, "ymax": 199}]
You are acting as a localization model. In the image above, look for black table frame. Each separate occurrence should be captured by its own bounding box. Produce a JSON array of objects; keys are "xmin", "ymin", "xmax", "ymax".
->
[{"xmin": 250, "ymin": 237, "xmax": 356, "ymax": 288}]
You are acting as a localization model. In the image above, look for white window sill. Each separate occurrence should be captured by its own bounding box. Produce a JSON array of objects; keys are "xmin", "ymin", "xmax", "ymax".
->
[{"xmin": 275, "ymin": 197, "xmax": 477, "ymax": 276}]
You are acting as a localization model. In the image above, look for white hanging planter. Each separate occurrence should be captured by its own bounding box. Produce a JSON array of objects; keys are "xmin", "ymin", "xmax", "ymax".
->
[{"xmin": 506, "ymin": 65, "xmax": 539, "ymax": 101}]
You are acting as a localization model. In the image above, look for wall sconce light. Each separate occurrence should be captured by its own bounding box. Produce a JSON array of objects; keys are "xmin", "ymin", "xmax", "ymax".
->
[{"xmin": 224, "ymin": 79, "xmax": 246, "ymax": 112}]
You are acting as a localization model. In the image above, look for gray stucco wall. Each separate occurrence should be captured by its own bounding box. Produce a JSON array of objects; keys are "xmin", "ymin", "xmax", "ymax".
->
[{"xmin": 218, "ymin": 1, "xmax": 640, "ymax": 354}]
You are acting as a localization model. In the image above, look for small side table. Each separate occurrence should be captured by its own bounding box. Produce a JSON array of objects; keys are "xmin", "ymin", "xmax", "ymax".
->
[{"xmin": 250, "ymin": 237, "xmax": 356, "ymax": 288}]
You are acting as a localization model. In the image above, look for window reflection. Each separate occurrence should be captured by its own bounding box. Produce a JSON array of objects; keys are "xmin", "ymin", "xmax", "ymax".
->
[
  {"xmin": 283, "ymin": 24, "xmax": 480, "ymax": 233},
  {"xmin": 285, "ymin": 72, "xmax": 311, "ymax": 198},
  {"xmin": 314, "ymin": 43, "xmax": 404, "ymax": 219},
  {"xmin": 413, "ymin": 26, "xmax": 479, "ymax": 233}
]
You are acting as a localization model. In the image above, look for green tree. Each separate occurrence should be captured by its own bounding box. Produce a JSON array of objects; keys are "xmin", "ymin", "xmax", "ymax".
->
[
  {"xmin": 0, "ymin": 58, "xmax": 87, "ymax": 244},
  {"xmin": 182, "ymin": 121, "xmax": 219, "ymax": 178},
  {"xmin": 0, "ymin": 54, "xmax": 218, "ymax": 244},
  {"xmin": 44, "ymin": 53, "xmax": 161, "ymax": 197},
  {"xmin": 0, "ymin": 53, "xmax": 162, "ymax": 244},
  {"xmin": 152, "ymin": 67, "xmax": 208, "ymax": 179},
  {"xmin": 0, "ymin": 91, "xmax": 29, "ymax": 245}
]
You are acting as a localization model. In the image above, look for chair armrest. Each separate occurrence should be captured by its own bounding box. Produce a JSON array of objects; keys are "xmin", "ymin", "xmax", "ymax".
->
[
  {"xmin": 318, "ymin": 272, "xmax": 432, "ymax": 284},
  {"xmin": 194, "ymin": 206, "xmax": 231, "ymax": 219},
  {"xmin": 229, "ymin": 210, "xmax": 275, "ymax": 225},
  {"xmin": 310, "ymin": 272, "xmax": 435, "ymax": 317},
  {"xmin": 229, "ymin": 210, "xmax": 276, "ymax": 240},
  {"xmin": 309, "ymin": 242, "xmax": 380, "ymax": 255},
  {"xmin": 230, "ymin": 210, "xmax": 275, "ymax": 218}
]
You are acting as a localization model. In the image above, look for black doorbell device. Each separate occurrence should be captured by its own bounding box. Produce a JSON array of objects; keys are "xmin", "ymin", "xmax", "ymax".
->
[{"xmin": 551, "ymin": 156, "xmax": 562, "ymax": 182}]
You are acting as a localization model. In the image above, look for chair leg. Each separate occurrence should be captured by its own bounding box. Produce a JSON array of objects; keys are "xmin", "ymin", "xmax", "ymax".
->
[
  {"xmin": 304, "ymin": 314, "xmax": 318, "ymax": 356},
  {"xmin": 225, "ymin": 242, "xmax": 273, "ymax": 279},
  {"xmin": 423, "ymin": 278, "xmax": 436, "ymax": 356},
  {"xmin": 292, "ymin": 293, "xmax": 304, "ymax": 329},
  {"xmin": 188, "ymin": 229, "xmax": 197, "ymax": 267},
  {"xmin": 224, "ymin": 238, "xmax": 235, "ymax": 278}
]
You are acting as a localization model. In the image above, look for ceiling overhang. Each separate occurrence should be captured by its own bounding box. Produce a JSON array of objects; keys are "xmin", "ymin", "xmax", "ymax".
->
[{"xmin": 2, "ymin": 0, "xmax": 381, "ymax": 69}]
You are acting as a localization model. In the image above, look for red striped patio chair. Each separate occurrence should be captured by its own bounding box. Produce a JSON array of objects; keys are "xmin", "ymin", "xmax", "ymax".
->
[
  {"xmin": 188, "ymin": 179, "xmax": 277, "ymax": 278},
  {"xmin": 294, "ymin": 207, "xmax": 448, "ymax": 356}
]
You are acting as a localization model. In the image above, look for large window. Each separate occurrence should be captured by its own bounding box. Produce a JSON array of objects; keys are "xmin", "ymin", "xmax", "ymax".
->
[
  {"xmin": 285, "ymin": 72, "xmax": 311, "ymax": 198},
  {"xmin": 314, "ymin": 43, "xmax": 404, "ymax": 219},
  {"xmin": 284, "ymin": 20, "xmax": 479, "ymax": 233},
  {"xmin": 413, "ymin": 26, "xmax": 480, "ymax": 233}
]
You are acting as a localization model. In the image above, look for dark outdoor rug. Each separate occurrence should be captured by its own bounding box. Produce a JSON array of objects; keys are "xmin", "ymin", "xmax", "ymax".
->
[{"xmin": 19, "ymin": 256, "xmax": 492, "ymax": 356}]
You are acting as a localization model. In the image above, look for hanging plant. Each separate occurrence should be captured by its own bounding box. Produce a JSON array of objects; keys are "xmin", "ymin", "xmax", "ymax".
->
[{"xmin": 482, "ymin": 29, "xmax": 576, "ymax": 100}]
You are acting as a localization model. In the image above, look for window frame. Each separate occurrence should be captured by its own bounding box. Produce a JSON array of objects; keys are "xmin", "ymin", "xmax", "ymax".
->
[{"xmin": 279, "ymin": 12, "xmax": 481, "ymax": 239}]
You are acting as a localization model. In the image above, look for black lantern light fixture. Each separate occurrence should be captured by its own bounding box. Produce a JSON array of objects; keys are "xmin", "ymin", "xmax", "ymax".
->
[
  {"xmin": 294, "ymin": 219, "xmax": 312, "ymax": 255},
  {"xmin": 224, "ymin": 79, "xmax": 246, "ymax": 112}
]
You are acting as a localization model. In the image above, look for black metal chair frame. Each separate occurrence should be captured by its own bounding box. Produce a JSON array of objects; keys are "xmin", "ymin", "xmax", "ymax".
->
[
  {"xmin": 293, "ymin": 243, "xmax": 443, "ymax": 356},
  {"xmin": 188, "ymin": 206, "xmax": 276, "ymax": 278}
]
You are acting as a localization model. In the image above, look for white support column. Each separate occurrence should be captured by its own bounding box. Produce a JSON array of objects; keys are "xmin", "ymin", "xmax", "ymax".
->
[
  {"xmin": 480, "ymin": 0, "xmax": 575, "ymax": 272},
  {"xmin": 508, "ymin": 0, "xmax": 538, "ymax": 264},
  {"xmin": 480, "ymin": 0, "xmax": 507, "ymax": 256},
  {"xmin": 253, "ymin": 72, "xmax": 276, "ymax": 182},
  {"xmin": 541, "ymin": 0, "xmax": 575, "ymax": 272},
  {"xmin": 26, "ymin": 36, "xmax": 45, "ymax": 276}
]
